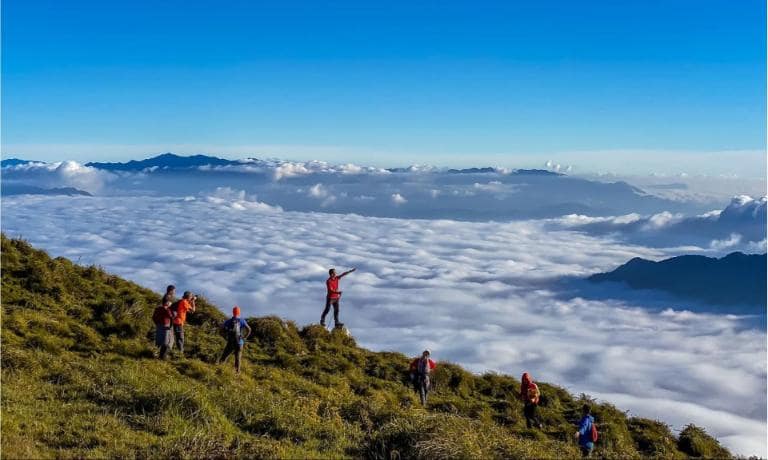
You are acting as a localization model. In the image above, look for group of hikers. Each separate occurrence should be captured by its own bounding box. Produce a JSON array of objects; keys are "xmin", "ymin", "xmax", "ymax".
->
[
  {"xmin": 151, "ymin": 268, "xmax": 597, "ymax": 456},
  {"xmin": 152, "ymin": 285, "xmax": 252, "ymax": 373}
]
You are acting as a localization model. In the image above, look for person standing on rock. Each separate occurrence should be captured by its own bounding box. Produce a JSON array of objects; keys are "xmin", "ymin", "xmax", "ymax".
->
[{"xmin": 321, "ymin": 267, "xmax": 356, "ymax": 329}]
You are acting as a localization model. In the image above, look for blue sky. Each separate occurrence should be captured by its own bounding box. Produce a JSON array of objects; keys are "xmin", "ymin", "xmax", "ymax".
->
[{"xmin": 2, "ymin": 0, "xmax": 766, "ymax": 170}]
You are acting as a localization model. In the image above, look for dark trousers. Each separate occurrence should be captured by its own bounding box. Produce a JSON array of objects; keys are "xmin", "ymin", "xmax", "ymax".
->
[
  {"xmin": 412, "ymin": 374, "xmax": 430, "ymax": 406},
  {"xmin": 156, "ymin": 326, "xmax": 172, "ymax": 359},
  {"xmin": 321, "ymin": 297, "xmax": 340, "ymax": 325},
  {"xmin": 173, "ymin": 324, "xmax": 185, "ymax": 355},
  {"xmin": 220, "ymin": 339, "xmax": 243, "ymax": 372},
  {"xmin": 524, "ymin": 403, "xmax": 540, "ymax": 428}
]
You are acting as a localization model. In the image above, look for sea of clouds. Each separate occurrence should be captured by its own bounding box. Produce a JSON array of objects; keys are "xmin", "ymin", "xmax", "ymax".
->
[
  {"xmin": 5, "ymin": 157, "xmax": 767, "ymax": 225},
  {"xmin": 1, "ymin": 192, "xmax": 765, "ymax": 456}
]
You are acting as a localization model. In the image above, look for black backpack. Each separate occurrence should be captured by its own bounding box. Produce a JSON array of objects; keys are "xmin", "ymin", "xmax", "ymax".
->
[{"xmin": 226, "ymin": 317, "xmax": 241, "ymax": 342}]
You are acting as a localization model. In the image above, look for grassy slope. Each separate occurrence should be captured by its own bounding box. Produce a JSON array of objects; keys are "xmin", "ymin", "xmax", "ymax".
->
[{"xmin": 1, "ymin": 235, "xmax": 732, "ymax": 459}]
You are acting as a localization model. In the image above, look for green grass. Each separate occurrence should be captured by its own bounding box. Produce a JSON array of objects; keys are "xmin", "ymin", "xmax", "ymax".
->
[{"xmin": 1, "ymin": 235, "xmax": 733, "ymax": 459}]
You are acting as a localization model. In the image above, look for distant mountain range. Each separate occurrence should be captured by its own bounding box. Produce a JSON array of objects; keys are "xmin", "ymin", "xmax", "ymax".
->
[
  {"xmin": 1, "ymin": 158, "xmax": 38, "ymax": 167},
  {"xmin": 590, "ymin": 252, "xmax": 767, "ymax": 309},
  {"xmin": 84, "ymin": 153, "xmax": 239, "ymax": 171},
  {"xmin": 82, "ymin": 154, "xmax": 568, "ymax": 176},
  {"xmin": 446, "ymin": 167, "xmax": 562, "ymax": 176},
  {"xmin": 1, "ymin": 184, "xmax": 92, "ymax": 197}
]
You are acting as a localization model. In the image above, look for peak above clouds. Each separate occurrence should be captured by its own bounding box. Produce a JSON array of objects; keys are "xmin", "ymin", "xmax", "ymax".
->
[{"xmin": 590, "ymin": 252, "xmax": 767, "ymax": 310}]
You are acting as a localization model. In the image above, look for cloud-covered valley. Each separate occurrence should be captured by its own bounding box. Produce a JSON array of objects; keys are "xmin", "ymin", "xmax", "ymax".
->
[
  {"xmin": 0, "ymin": 156, "xmax": 725, "ymax": 220},
  {"xmin": 1, "ymin": 194, "xmax": 765, "ymax": 456},
  {"xmin": 551, "ymin": 195, "xmax": 767, "ymax": 254}
]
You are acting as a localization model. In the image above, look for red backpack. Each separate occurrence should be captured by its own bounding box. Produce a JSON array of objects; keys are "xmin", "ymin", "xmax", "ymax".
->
[
  {"xmin": 152, "ymin": 306, "xmax": 170, "ymax": 326},
  {"xmin": 590, "ymin": 420, "xmax": 599, "ymax": 442}
]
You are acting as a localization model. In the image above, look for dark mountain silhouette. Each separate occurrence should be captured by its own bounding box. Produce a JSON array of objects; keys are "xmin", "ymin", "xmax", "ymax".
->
[
  {"xmin": 1, "ymin": 183, "xmax": 92, "ymax": 196},
  {"xmin": 85, "ymin": 153, "xmax": 238, "ymax": 171},
  {"xmin": 447, "ymin": 167, "xmax": 499, "ymax": 174},
  {"xmin": 1, "ymin": 158, "xmax": 38, "ymax": 167},
  {"xmin": 512, "ymin": 169, "xmax": 563, "ymax": 176},
  {"xmin": 590, "ymin": 252, "xmax": 767, "ymax": 309}
]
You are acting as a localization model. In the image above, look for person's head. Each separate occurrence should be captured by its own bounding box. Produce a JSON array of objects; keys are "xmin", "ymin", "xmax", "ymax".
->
[
  {"xmin": 329, "ymin": 268, "xmax": 336, "ymax": 277},
  {"xmin": 422, "ymin": 349, "xmax": 430, "ymax": 358},
  {"xmin": 183, "ymin": 291, "xmax": 193, "ymax": 300},
  {"xmin": 166, "ymin": 285, "xmax": 176, "ymax": 294},
  {"xmin": 233, "ymin": 306, "xmax": 241, "ymax": 317},
  {"xmin": 582, "ymin": 404, "xmax": 591, "ymax": 416},
  {"xmin": 522, "ymin": 372, "xmax": 532, "ymax": 385}
]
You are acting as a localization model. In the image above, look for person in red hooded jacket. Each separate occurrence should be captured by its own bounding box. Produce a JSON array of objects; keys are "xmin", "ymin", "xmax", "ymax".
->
[
  {"xmin": 521, "ymin": 372, "xmax": 543, "ymax": 429},
  {"xmin": 410, "ymin": 350, "xmax": 437, "ymax": 406}
]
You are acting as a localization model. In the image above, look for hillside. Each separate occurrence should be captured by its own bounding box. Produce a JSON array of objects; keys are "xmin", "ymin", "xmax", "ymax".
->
[
  {"xmin": 589, "ymin": 252, "xmax": 767, "ymax": 310},
  {"xmin": 1, "ymin": 235, "xmax": 732, "ymax": 459}
]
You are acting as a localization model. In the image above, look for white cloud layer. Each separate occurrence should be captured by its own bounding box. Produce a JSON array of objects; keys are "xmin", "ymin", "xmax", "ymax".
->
[
  {"xmin": 1, "ymin": 194, "xmax": 765, "ymax": 456},
  {"xmin": 4, "ymin": 158, "xmax": 721, "ymax": 220},
  {"xmin": 551, "ymin": 195, "xmax": 767, "ymax": 254},
  {"xmin": 2, "ymin": 160, "xmax": 115, "ymax": 193}
]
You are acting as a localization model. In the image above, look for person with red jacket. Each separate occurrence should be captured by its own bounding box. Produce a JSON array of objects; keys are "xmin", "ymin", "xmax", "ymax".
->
[
  {"xmin": 152, "ymin": 300, "xmax": 174, "ymax": 359},
  {"xmin": 410, "ymin": 350, "xmax": 437, "ymax": 406},
  {"xmin": 320, "ymin": 267, "xmax": 356, "ymax": 328},
  {"xmin": 521, "ymin": 372, "xmax": 543, "ymax": 428}
]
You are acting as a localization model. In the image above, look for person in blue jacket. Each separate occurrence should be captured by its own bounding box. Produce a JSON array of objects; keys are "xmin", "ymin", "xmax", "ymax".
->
[
  {"xmin": 574, "ymin": 403, "xmax": 595, "ymax": 457},
  {"xmin": 219, "ymin": 306, "xmax": 251, "ymax": 374}
]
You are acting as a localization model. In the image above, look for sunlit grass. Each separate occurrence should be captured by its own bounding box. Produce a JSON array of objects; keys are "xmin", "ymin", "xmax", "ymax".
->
[{"xmin": 1, "ymin": 235, "xmax": 731, "ymax": 459}]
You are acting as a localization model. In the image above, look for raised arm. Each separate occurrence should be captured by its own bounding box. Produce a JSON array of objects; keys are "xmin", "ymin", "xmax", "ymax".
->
[{"xmin": 339, "ymin": 268, "xmax": 357, "ymax": 278}]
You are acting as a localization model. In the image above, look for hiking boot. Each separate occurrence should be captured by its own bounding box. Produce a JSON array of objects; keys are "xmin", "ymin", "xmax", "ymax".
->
[
  {"xmin": 335, "ymin": 322, "xmax": 345, "ymax": 329},
  {"xmin": 320, "ymin": 320, "xmax": 326, "ymax": 327}
]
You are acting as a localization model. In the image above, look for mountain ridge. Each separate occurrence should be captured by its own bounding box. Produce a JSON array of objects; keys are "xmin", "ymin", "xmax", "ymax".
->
[
  {"xmin": 84, "ymin": 153, "xmax": 240, "ymax": 171},
  {"xmin": 589, "ymin": 252, "xmax": 767, "ymax": 310},
  {"xmin": 0, "ymin": 235, "xmax": 732, "ymax": 459}
]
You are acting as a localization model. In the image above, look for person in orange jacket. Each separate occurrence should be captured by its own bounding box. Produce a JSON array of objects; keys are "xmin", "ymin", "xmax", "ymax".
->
[{"xmin": 171, "ymin": 291, "xmax": 196, "ymax": 356}]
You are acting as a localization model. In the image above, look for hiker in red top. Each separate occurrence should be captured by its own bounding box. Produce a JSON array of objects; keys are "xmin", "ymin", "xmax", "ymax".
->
[
  {"xmin": 321, "ymin": 267, "xmax": 356, "ymax": 328},
  {"xmin": 172, "ymin": 291, "xmax": 196, "ymax": 356},
  {"xmin": 410, "ymin": 350, "xmax": 437, "ymax": 406},
  {"xmin": 152, "ymin": 300, "xmax": 174, "ymax": 359},
  {"xmin": 521, "ymin": 372, "xmax": 543, "ymax": 429}
]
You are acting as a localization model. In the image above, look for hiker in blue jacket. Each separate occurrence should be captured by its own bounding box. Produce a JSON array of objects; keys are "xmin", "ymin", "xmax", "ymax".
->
[
  {"xmin": 219, "ymin": 306, "xmax": 251, "ymax": 374},
  {"xmin": 574, "ymin": 403, "xmax": 596, "ymax": 457}
]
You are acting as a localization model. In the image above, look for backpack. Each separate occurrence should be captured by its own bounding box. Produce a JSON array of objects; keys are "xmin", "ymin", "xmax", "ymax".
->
[
  {"xmin": 526, "ymin": 383, "xmax": 540, "ymax": 404},
  {"xmin": 152, "ymin": 306, "xmax": 168, "ymax": 326},
  {"xmin": 590, "ymin": 419, "xmax": 599, "ymax": 442},
  {"xmin": 417, "ymin": 358, "xmax": 430, "ymax": 376},
  {"xmin": 226, "ymin": 317, "xmax": 242, "ymax": 342}
]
